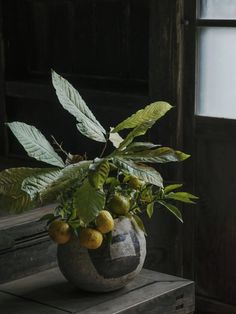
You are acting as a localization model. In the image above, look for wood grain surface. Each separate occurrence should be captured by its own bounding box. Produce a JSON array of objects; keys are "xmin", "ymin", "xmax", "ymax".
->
[{"xmin": 0, "ymin": 267, "xmax": 194, "ymax": 314}]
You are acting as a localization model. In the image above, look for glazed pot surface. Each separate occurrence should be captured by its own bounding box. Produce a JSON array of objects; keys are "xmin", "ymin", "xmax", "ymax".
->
[{"xmin": 57, "ymin": 217, "xmax": 146, "ymax": 292}]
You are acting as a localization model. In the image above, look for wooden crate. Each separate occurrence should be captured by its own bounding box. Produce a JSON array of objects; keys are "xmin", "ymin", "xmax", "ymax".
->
[
  {"xmin": 0, "ymin": 267, "xmax": 194, "ymax": 313},
  {"xmin": 0, "ymin": 205, "xmax": 57, "ymax": 283}
]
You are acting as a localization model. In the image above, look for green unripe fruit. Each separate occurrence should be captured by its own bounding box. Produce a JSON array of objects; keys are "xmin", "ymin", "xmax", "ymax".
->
[
  {"xmin": 109, "ymin": 193, "xmax": 130, "ymax": 215},
  {"xmin": 48, "ymin": 220, "xmax": 71, "ymax": 245},
  {"xmin": 128, "ymin": 176, "xmax": 145, "ymax": 189}
]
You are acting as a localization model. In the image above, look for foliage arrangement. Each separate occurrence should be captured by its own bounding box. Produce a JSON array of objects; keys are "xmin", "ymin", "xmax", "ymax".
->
[{"xmin": 0, "ymin": 71, "xmax": 197, "ymax": 249}]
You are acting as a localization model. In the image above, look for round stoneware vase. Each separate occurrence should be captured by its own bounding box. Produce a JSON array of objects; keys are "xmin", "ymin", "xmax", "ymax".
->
[{"xmin": 57, "ymin": 217, "xmax": 146, "ymax": 292}]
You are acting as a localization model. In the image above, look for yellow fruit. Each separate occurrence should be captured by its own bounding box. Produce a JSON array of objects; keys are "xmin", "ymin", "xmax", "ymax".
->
[
  {"xmin": 128, "ymin": 176, "xmax": 145, "ymax": 189},
  {"xmin": 48, "ymin": 220, "xmax": 71, "ymax": 244},
  {"xmin": 95, "ymin": 210, "xmax": 114, "ymax": 234},
  {"xmin": 79, "ymin": 228, "xmax": 103, "ymax": 249},
  {"xmin": 109, "ymin": 193, "xmax": 130, "ymax": 215}
]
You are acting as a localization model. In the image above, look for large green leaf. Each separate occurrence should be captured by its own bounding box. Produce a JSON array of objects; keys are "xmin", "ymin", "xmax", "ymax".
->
[
  {"xmin": 158, "ymin": 200, "xmax": 183, "ymax": 222},
  {"xmin": 118, "ymin": 121, "xmax": 155, "ymax": 150},
  {"xmin": 22, "ymin": 169, "xmax": 62, "ymax": 201},
  {"xmin": 52, "ymin": 70, "xmax": 106, "ymax": 142},
  {"xmin": 22, "ymin": 161, "xmax": 91, "ymax": 203},
  {"xmin": 146, "ymin": 203, "xmax": 154, "ymax": 218},
  {"xmin": 0, "ymin": 167, "xmax": 53, "ymax": 213},
  {"xmin": 164, "ymin": 184, "xmax": 183, "ymax": 194},
  {"xmin": 7, "ymin": 122, "xmax": 65, "ymax": 167},
  {"xmin": 0, "ymin": 194, "xmax": 36, "ymax": 214},
  {"xmin": 112, "ymin": 101, "xmax": 172, "ymax": 133},
  {"xmin": 88, "ymin": 158, "xmax": 110, "ymax": 189},
  {"xmin": 74, "ymin": 179, "xmax": 105, "ymax": 224},
  {"xmin": 119, "ymin": 147, "xmax": 190, "ymax": 163},
  {"xmin": 0, "ymin": 167, "xmax": 54, "ymax": 196},
  {"xmin": 112, "ymin": 157, "xmax": 163, "ymax": 187},
  {"xmin": 166, "ymin": 192, "xmax": 198, "ymax": 204},
  {"xmin": 131, "ymin": 214, "xmax": 147, "ymax": 235}
]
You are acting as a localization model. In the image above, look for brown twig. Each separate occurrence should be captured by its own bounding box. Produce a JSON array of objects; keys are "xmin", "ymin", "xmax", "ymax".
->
[{"xmin": 51, "ymin": 135, "xmax": 69, "ymax": 158}]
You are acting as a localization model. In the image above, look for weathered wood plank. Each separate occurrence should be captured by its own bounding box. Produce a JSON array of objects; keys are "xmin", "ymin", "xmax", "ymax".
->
[
  {"xmin": 0, "ymin": 267, "xmax": 194, "ymax": 314},
  {"xmin": 0, "ymin": 268, "xmax": 156, "ymax": 313},
  {"xmin": 5, "ymin": 81, "xmax": 148, "ymax": 104},
  {"xmin": 137, "ymin": 268, "xmax": 189, "ymax": 282},
  {"xmin": 0, "ymin": 291, "xmax": 67, "ymax": 314},
  {"xmin": 0, "ymin": 205, "xmax": 57, "ymax": 283},
  {"xmin": 0, "ymin": 240, "xmax": 57, "ymax": 284},
  {"xmin": 0, "ymin": 204, "xmax": 54, "ymax": 230},
  {"xmin": 79, "ymin": 282, "xmax": 194, "ymax": 314}
]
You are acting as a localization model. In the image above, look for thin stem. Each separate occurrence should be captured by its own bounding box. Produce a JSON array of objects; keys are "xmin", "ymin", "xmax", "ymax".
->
[
  {"xmin": 100, "ymin": 140, "xmax": 108, "ymax": 158},
  {"xmin": 51, "ymin": 135, "xmax": 69, "ymax": 158}
]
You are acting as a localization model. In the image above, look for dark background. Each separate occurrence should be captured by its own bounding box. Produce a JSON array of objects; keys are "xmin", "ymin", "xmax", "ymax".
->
[{"xmin": 0, "ymin": 1, "xmax": 235, "ymax": 313}]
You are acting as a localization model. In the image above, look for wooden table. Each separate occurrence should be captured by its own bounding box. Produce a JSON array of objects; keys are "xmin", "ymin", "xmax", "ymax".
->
[{"xmin": 0, "ymin": 267, "xmax": 194, "ymax": 313}]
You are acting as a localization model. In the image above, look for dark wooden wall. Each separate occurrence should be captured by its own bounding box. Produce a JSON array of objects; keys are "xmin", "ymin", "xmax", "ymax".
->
[{"xmin": 1, "ymin": 0, "xmax": 150, "ymax": 162}]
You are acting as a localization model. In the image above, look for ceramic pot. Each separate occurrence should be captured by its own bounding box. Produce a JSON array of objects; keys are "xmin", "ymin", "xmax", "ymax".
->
[{"xmin": 57, "ymin": 217, "xmax": 146, "ymax": 292}]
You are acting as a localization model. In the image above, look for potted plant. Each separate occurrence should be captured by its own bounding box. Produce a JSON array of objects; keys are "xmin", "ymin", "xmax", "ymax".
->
[{"xmin": 0, "ymin": 71, "xmax": 197, "ymax": 292}]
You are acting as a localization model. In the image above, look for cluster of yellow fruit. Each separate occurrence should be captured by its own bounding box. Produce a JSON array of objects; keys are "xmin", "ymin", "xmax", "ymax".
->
[
  {"xmin": 80, "ymin": 210, "xmax": 115, "ymax": 249},
  {"xmin": 48, "ymin": 192, "xmax": 132, "ymax": 249}
]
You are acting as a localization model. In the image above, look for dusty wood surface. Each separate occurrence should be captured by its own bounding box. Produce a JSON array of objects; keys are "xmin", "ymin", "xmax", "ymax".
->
[
  {"xmin": 0, "ymin": 267, "xmax": 194, "ymax": 314},
  {"xmin": 0, "ymin": 205, "xmax": 57, "ymax": 283},
  {"xmin": 0, "ymin": 204, "xmax": 55, "ymax": 229}
]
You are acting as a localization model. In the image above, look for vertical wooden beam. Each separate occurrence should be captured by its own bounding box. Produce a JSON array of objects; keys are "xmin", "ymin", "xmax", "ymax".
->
[
  {"xmin": 148, "ymin": 0, "xmax": 186, "ymax": 276},
  {"xmin": 149, "ymin": 0, "xmax": 173, "ymax": 101},
  {"xmin": 149, "ymin": 0, "xmax": 185, "ymax": 151},
  {"xmin": 0, "ymin": 0, "xmax": 8, "ymax": 156},
  {"xmin": 182, "ymin": 0, "xmax": 197, "ymax": 280},
  {"xmin": 173, "ymin": 0, "xmax": 185, "ymax": 278}
]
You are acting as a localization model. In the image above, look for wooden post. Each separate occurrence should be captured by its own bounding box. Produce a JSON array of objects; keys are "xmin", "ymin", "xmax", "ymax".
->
[{"xmin": 0, "ymin": 1, "xmax": 8, "ymax": 156}]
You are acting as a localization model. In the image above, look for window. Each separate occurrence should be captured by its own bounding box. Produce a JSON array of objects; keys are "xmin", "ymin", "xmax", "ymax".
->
[{"xmin": 196, "ymin": 0, "xmax": 236, "ymax": 119}]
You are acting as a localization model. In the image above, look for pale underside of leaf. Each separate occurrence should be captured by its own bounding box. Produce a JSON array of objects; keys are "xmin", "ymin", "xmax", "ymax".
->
[
  {"xmin": 7, "ymin": 122, "xmax": 65, "ymax": 168},
  {"xmin": 76, "ymin": 119, "xmax": 106, "ymax": 143},
  {"xmin": 109, "ymin": 127, "xmax": 123, "ymax": 148},
  {"xmin": 112, "ymin": 101, "xmax": 172, "ymax": 133},
  {"xmin": 52, "ymin": 70, "xmax": 106, "ymax": 142},
  {"xmin": 112, "ymin": 157, "xmax": 163, "ymax": 187},
  {"xmin": 22, "ymin": 161, "xmax": 91, "ymax": 204},
  {"xmin": 124, "ymin": 142, "xmax": 160, "ymax": 152},
  {"xmin": 74, "ymin": 179, "xmax": 105, "ymax": 224},
  {"xmin": 22, "ymin": 169, "xmax": 62, "ymax": 201}
]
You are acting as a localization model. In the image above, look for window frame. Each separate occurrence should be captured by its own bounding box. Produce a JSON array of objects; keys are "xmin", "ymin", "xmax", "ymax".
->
[
  {"xmin": 195, "ymin": 1, "xmax": 236, "ymax": 120},
  {"xmin": 180, "ymin": 0, "xmax": 236, "ymax": 280}
]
